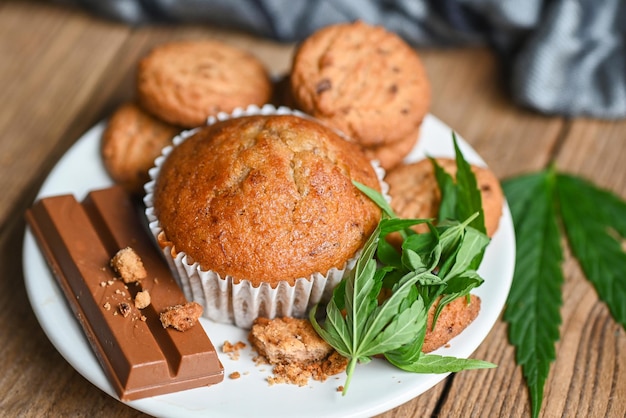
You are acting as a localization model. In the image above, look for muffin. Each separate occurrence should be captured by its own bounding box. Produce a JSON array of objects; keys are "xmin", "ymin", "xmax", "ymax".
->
[
  {"xmin": 137, "ymin": 40, "xmax": 273, "ymax": 128},
  {"xmin": 145, "ymin": 105, "xmax": 383, "ymax": 328}
]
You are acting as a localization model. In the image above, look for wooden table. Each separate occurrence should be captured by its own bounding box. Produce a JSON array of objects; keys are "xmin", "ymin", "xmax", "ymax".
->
[{"xmin": 1, "ymin": 1, "xmax": 624, "ymax": 417}]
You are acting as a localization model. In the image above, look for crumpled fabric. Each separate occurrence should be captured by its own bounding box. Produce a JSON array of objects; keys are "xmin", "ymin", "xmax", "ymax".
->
[{"xmin": 55, "ymin": 0, "xmax": 626, "ymax": 118}]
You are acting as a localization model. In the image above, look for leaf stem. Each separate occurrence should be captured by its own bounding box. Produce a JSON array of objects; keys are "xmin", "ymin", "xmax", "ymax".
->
[{"xmin": 342, "ymin": 357, "xmax": 358, "ymax": 396}]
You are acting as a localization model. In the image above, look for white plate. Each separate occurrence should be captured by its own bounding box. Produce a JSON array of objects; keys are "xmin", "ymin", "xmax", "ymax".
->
[{"xmin": 22, "ymin": 114, "xmax": 515, "ymax": 418}]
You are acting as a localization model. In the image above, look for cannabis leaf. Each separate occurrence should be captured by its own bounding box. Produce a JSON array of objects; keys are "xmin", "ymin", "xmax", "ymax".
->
[
  {"xmin": 502, "ymin": 168, "xmax": 564, "ymax": 418},
  {"xmin": 309, "ymin": 224, "xmax": 426, "ymax": 395},
  {"xmin": 391, "ymin": 353, "xmax": 496, "ymax": 374},
  {"xmin": 503, "ymin": 165, "xmax": 626, "ymax": 418},
  {"xmin": 451, "ymin": 134, "xmax": 486, "ymax": 235},
  {"xmin": 556, "ymin": 174, "xmax": 626, "ymax": 328},
  {"xmin": 310, "ymin": 135, "xmax": 495, "ymax": 396}
]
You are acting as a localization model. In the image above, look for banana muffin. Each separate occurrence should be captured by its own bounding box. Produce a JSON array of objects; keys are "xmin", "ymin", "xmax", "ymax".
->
[{"xmin": 145, "ymin": 106, "xmax": 382, "ymax": 327}]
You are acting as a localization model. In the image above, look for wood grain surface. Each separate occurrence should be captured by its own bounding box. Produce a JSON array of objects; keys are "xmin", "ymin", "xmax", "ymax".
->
[{"xmin": 1, "ymin": 1, "xmax": 624, "ymax": 417}]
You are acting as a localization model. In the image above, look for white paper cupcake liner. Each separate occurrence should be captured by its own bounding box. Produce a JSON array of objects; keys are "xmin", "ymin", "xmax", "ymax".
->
[{"xmin": 144, "ymin": 104, "xmax": 388, "ymax": 329}]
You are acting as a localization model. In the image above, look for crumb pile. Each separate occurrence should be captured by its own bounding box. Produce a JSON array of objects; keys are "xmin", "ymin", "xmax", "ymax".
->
[{"xmin": 249, "ymin": 317, "xmax": 347, "ymax": 387}]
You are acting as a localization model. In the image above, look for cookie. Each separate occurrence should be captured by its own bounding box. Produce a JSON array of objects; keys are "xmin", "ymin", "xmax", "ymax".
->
[
  {"xmin": 290, "ymin": 21, "xmax": 430, "ymax": 147},
  {"xmin": 422, "ymin": 295, "xmax": 481, "ymax": 353},
  {"xmin": 101, "ymin": 102, "xmax": 178, "ymax": 194},
  {"xmin": 137, "ymin": 40, "xmax": 272, "ymax": 127},
  {"xmin": 385, "ymin": 158, "xmax": 504, "ymax": 244},
  {"xmin": 361, "ymin": 127, "xmax": 420, "ymax": 171}
]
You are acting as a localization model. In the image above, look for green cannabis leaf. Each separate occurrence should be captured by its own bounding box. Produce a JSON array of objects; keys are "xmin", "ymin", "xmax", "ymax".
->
[
  {"xmin": 309, "ymin": 224, "xmax": 427, "ymax": 395},
  {"xmin": 311, "ymin": 134, "xmax": 495, "ymax": 396},
  {"xmin": 451, "ymin": 134, "xmax": 487, "ymax": 235},
  {"xmin": 502, "ymin": 168, "xmax": 564, "ymax": 418},
  {"xmin": 503, "ymin": 166, "xmax": 626, "ymax": 418},
  {"xmin": 556, "ymin": 174, "xmax": 626, "ymax": 328},
  {"xmin": 391, "ymin": 353, "xmax": 496, "ymax": 374}
]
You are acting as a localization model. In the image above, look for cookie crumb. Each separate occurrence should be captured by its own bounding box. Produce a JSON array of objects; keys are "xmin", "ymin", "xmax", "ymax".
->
[
  {"xmin": 337, "ymin": 385, "xmax": 344, "ymax": 392},
  {"xmin": 249, "ymin": 317, "xmax": 348, "ymax": 387},
  {"xmin": 223, "ymin": 340, "xmax": 247, "ymax": 360},
  {"xmin": 118, "ymin": 302, "xmax": 131, "ymax": 317},
  {"xmin": 159, "ymin": 302, "xmax": 203, "ymax": 331},
  {"xmin": 110, "ymin": 247, "xmax": 147, "ymax": 283},
  {"xmin": 134, "ymin": 290, "xmax": 151, "ymax": 309},
  {"xmin": 229, "ymin": 371, "xmax": 241, "ymax": 379}
]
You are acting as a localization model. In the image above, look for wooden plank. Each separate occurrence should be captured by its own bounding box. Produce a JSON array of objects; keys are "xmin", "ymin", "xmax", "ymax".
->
[
  {"xmin": 0, "ymin": 2, "xmax": 139, "ymax": 416},
  {"xmin": 0, "ymin": 1, "xmax": 130, "ymax": 229},
  {"xmin": 420, "ymin": 48, "xmax": 564, "ymax": 178},
  {"xmin": 555, "ymin": 118, "xmax": 626, "ymax": 195}
]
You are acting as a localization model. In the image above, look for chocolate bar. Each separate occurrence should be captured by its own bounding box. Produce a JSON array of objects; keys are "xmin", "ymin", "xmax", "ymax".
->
[{"xmin": 26, "ymin": 186, "xmax": 223, "ymax": 401}]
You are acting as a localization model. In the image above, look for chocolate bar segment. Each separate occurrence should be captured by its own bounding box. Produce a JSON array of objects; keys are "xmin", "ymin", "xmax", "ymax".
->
[{"xmin": 26, "ymin": 186, "xmax": 223, "ymax": 401}]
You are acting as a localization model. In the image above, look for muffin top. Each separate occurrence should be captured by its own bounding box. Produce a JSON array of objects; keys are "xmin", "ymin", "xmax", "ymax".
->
[{"xmin": 153, "ymin": 114, "xmax": 381, "ymax": 286}]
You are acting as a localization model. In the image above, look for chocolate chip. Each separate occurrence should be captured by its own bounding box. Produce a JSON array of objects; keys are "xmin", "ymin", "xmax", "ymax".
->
[
  {"xmin": 118, "ymin": 302, "xmax": 132, "ymax": 318},
  {"xmin": 316, "ymin": 78, "xmax": 332, "ymax": 94}
]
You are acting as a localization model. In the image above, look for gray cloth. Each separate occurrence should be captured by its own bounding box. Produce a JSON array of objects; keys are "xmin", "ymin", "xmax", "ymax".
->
[{"xmin": 55, "ymin": 0, "xmax": 626, "ymax": 119}]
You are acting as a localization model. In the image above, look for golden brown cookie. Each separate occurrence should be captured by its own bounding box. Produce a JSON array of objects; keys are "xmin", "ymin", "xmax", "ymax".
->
[
  {"xmin": 290, "ymin": 21, "xmax": 430, "ymax": 147},
  {"xmin": 101, "ymin": 102, "xmax": 178, "ymax": 194},
  {"xmin": 137, "ymin": 40, "xmax": 272, "ymax": 127},
  {"xmin": 422, "ymin": 295, "xmax": 481, "ymax": 353},
  {"xmin": 385, "ymin": 158, "xmax": 504, "ymax": 243},
  {"xmin": 361, "ymin": 127, "xmax": 420, "ymax": 171}
]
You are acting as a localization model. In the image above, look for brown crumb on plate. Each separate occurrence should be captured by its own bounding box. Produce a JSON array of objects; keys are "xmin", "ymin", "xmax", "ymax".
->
[
  {"xmin": 222, "ymin": 340, "xmax": 247, "ymax": 360},
  {"xmin": 249, "ymin": 317, "xmax": 348, "ymax": 387}
]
